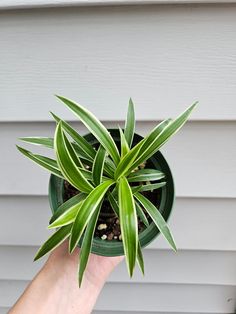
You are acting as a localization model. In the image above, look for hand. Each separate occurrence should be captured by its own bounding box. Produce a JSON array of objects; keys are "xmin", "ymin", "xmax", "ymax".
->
[{"xmin": 9, "ymin": 241, "xmax": 123, "ymax": 314}]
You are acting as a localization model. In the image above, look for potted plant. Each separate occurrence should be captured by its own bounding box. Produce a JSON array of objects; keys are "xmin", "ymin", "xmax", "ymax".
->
[{"xmin": 17, "ymin": 96, "xmax": 197, "ymax": 286}]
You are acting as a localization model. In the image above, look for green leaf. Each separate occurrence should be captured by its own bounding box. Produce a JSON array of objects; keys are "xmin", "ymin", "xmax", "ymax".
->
[
  {"xmin": 55, "ymin": 96, "xmax": 120, "ymax": 165},
  {"xmin": 77, "ymin": 168, "xmax": 93, "ymax": 181},
  {"xmin": 119, "ymin": 127, "xmax": 130, "ymax": 158},
  {"xmin": 103, "ymin": 158, "xmax": 116, "ymax": 178},
  {"xmin": 135, "ymin": 201, "xmax": 149, "ymax": 228},
  {"xmin": 69, "ymin": 180, "xmax": 114, "ymax": 253},
  {"xmin": 124, "ymin": 98, "xmax": 135, "ymax": 148},
  {"xmin": 78, "ymin": 203, "xmax": 101, "ymax": 286},
  {"xmin": 131, "ymin": 185, "xmax": 142, "ymax": 194},
  {"xmin": 34, "ymin": 225, "xmax": 71, "ymax": 261},
  {"xmin": 130, "ymin": 102, "xmax": 198, "ymax": 171},
  {"xmin": 135, "ymin": 192, "xmax": 177, "ymax": 251},
  {"xmin": 55, "ymin": 122, "xmax": 93, "ymax": 193},
  {"xmin": 138, "ymin": 119, "xmax": 172, "ymax": 156},
  {"xmin": 19, "ymin": 136, "xmax": 87, "ymax": 162},
  {"xmin": 51, "ymin": 112, "xmax": 115, "ymax": 178},
  {"xmin": 72, "ymin": 146, "xmax": 93, "ymax": 163},
  {"xmin": 64, "ymin": 135, "xmax": 83, "ymax": 168},
  {"xmin": 137, "ymin": 182, "xmax": 166, "ymax": 192},
  {"xmin": 19, "ymin": 137, "xmax": 54, "ymax": 149},
  {"xmin": 49, "ymin": 193, "xmax": 87, "ymax": 224},
  {"xmin": 16, "ymin": 146, "xmax": 63, "ymax": 178},
  {"xmin": 131, "ymin": 182, "xmax": 166, "ymax": 194},
  {"xmin": 114, "ymin": 140, "xmax": 143, "ymax": 180},
  {"xmin": 107, "ymin": 191, "xmax": 119, "ymax": 216},
  {"xmin": 125, "ymin": 119, "xmax": 170, "ymax": 175},
  {"xmin": 69, "ymin": 167, "xmax": 109, "ymax": 183},
  {"xmin": 137, "ymin": 241, "xmax": 145, "ymax": 275},
  {"xmin": 49, "ymin": 194, "xmax": 87, "ymax": 229},
  {"xmin": 128, "ymin": 169, "xmax": 165, "ymax": 182},
  {"xmin": 34, "ymin": 155, "xmax": 58, "ymax": 169},
  {"xmin": 118, "ymin": 177, "xmax": 138, "ymax": 277},
  {"xmin": 92, "ymin": 145, "xmax": 106, "ymax": 186},
  {"xmin": 51, "ymin": 112, "xmax": 96, "ymax": 161}
]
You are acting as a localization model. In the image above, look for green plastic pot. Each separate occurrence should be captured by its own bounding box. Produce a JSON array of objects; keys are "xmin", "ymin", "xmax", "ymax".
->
[{"xmin": 49, "ymin": 129, "xmax": 175, "ymax": 256}]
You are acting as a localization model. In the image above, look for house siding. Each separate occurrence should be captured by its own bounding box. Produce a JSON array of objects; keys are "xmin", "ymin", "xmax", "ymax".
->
[{"xmin": 0, "ymin": 4, "xmax": 235, "ymax": 313}]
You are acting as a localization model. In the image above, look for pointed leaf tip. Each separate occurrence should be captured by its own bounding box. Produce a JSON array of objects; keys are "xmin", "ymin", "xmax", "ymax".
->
[
  {"xmin": 118, "ymin": 177, "xmax": 138, "ymax": 278},
  {"xmin": 135, "ymin": 192, "xmax": 177, "ymax": 252},
  {"xmin": 137, "ymin": 242, "xmax": 145, "ymax": 275},
  {"xmin": 56, "ymin": 95, "xmax": 120, "ymax": 165},
  {"xmin": 124, "ymin": 98, "xmax": 135, "ymax": 148},
  {"xmin": 189, "ymin": 101, "xmax": 198, "ymax": 110},
  {"xmin": 50, "ymin": 111, "xmax": 58, "ymax": 120}
]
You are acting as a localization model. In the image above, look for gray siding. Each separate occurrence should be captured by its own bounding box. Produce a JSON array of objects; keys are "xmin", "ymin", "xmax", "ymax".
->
[
  {"xmin": 0, "ymin": 3, "xmax": 235, "ymax": 314},
  {"xmin": 1, "ymin": 5, "xmax": 236, "ymax": 122},
  {"xmin": 1, "ymin": 122, "xmax": 236, "ymax": 197}
]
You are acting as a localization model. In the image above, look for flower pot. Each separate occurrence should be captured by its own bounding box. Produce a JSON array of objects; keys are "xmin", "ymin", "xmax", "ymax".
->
[{"xmin": 49, "ymin": 129, "xmax": 175, "ymax": 257}]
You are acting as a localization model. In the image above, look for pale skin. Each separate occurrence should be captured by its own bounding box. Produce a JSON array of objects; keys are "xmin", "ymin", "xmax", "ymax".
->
[{"xmin": 9, "ymin": 241, "xmax": 123, "ymax": 314}]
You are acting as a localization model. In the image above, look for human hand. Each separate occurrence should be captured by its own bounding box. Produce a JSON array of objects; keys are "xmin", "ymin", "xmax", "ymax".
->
[
  {"xmin": 9, "ymin": 241, "xmax": 123, "ymax": 314},
  {"xmin": 46, "ymin": 240, "xmax": 123, "ymax": 292}
]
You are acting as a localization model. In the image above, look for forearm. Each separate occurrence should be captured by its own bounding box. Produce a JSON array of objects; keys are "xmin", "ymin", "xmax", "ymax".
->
[
  {"xmin": 9, "ymin": 260, "xmax": 102, "ymax": 314},
  {"xmin": 9, "ymin": 242, "xmax": 122, "ymax": 314}
]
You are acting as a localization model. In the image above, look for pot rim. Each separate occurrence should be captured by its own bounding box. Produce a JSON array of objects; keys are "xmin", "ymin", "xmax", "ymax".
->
[{"xmin": 49, "ymin": 129, "xmax": 175, "ymax": 256}]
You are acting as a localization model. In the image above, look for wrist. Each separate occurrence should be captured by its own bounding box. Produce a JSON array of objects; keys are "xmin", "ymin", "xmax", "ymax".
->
[
  {"xmin": 44, "ymin": 246, "xmax": 107, "ymax": 289},
  {"xmin": 37, "ymin": 256, "xmax": 103, "ymax": 314},
  {"xmin": 10, "ymin": 242, "xmax": 122, "ymax": 314}
]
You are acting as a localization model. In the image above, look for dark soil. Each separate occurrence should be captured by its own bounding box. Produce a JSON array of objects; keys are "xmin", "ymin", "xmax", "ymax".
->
[{"xmin": 63, "ymin": 178, "xmax": 162, "ymax": 242}]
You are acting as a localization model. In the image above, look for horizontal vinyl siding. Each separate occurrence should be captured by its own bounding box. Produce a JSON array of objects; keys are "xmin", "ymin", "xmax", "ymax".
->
[
  {"xmin": 0, "ymin": 310, "xmax": 230, "ymax": 314},
  {"xmin": 1, "ymin": 246, "xmax": 236, "ymax": 285},
  {"xmin": 1, "ymin": 121, "xmax": 236, "ymax": 197},
  {"xmin": 1, "ymin": 281, "xmax": 236, "ymax": 312},
  {"xmin": 0, "ymin": 196, "xmax": 236, "ymax": 250},
  {"xmin": 1, "ymin": 5, "xmax": 236, "ymax": 121},
  {"xmin": 2, "ymin": 0, "xmax": 236, "ymax": 11},
  {"xmin": 1, "ymin": 3, "xmax": 236, "ymax": 314}
]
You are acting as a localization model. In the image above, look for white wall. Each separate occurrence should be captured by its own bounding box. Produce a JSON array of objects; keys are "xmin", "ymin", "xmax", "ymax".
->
[{"xmin": 0, "ymin": 3, "xmax": 236, "ymax": 313}]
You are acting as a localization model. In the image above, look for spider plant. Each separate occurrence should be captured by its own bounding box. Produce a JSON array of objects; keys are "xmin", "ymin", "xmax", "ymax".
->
[{"xmin": 17, "ymin": 96, "xmax": 197, "ymax": 286}]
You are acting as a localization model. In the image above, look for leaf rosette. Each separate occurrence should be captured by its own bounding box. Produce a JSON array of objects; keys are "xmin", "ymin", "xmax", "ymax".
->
[{"xmin": 17, "ymin": 96, "xmax": 197, "ymax": 285}]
